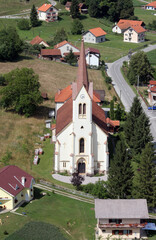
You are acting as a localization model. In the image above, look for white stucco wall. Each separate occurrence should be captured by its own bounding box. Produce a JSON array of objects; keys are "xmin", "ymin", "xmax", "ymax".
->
[
  {"xmin": 58, "ymin": 43, "xmax": 80, "ymax": 57},
  {"xmin": 38, "ymin": 7, "xmax": 58, "ymax": 21},
  {"xmin": 146, "ymin": 6, "xmax": 156, "ymax": 10},
  {"xmin": 124, "ymin": 29, "xmax": 145, "ymax": 43},
  {"xmin": 83, "ymin": 32, "xmax": 106, "ymax": 43},
  {"xmin": 55, "ymin": 102, "xmax": 64, "ymax": 115},
  {"xmin": 86, "ymin": 53, "xmax": 99, "ymax": 67},
  {"xmin": 112, "ymin": 25, "xmax": 122, "ymax": 34}
]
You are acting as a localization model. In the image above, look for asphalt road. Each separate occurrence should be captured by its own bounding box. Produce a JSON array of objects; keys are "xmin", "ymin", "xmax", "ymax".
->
[{"xmin": 107, "ymin": 44, "xmax": 156, "ymax": 144}]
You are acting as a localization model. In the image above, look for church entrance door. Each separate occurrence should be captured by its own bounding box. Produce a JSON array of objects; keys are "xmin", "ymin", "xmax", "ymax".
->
[{"xmin": 78, "ymin": 162, "xmax": 85, "ymax": 174}]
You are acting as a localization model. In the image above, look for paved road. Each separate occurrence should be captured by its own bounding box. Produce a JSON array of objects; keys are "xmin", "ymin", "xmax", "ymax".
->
[
  {"xmin": 107, "ymin": 44, "xmax": 156, "ymax": 144},
  {"xmin": 52, "ymin": 174, "xmax": 108, "ymax": 184}
]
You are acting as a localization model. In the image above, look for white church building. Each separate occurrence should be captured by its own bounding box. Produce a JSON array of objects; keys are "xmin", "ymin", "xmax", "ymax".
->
[{"xmin": 52, "ymin": 40, "xmax": 119, "ymax": 175}]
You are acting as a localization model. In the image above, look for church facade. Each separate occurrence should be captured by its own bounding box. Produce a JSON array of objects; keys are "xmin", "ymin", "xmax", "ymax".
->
[{"xmin": 52, "ymin": 40, "xmax": 119, "ymax": 175}]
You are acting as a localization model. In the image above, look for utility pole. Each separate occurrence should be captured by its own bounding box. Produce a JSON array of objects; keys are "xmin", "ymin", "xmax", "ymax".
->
[{"xmin": 137, "ymin": 75, "xmax": 139, "ymax": 94}]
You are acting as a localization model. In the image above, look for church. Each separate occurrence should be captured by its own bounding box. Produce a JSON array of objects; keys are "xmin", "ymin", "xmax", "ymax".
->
[{"xmin": 52, "ymin": 40, "xmax": 119, "ymax": 175}]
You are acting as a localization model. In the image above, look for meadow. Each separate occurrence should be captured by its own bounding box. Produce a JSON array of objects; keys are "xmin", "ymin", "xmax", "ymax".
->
[{"xmin": 0, "ymin": 189, "xmax": 96, "ymax": 240}]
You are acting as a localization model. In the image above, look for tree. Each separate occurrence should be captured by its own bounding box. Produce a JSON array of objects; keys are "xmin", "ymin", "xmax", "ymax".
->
[
  {"xmin": 53, "ymin": 28, "xmax": 68, "ymax": 46},
  {"xmin": 148, "ymin": 20, "xmax": 156, "ymax": 31},
  {"xmin": 0, "ymin": 27, "xmax": 23, "ymax": 61},
  {"xmin": 70, "ymin": 0, "xmax": 80, "ymax": 19},
  {"xmin": 30, "ymin": 4, "xmax": 39, "ymax": 27},
  {"xmin": 108, "ymin": 138, "xmax": 133, "ymax": 199},
  {"xmin": 133, "ymin": 143, "xmax": 156, "ymax": 208},
  {"xmin": 65, "ymin": 49, "xmax": 77, "ymax": 65},
  {"xmin": 88, "ymin": 0, "xmax": 100, "ymax": 18},
  {"xmin": 17, "ymin": 19, "xmax": 30, "ymax": 30},
  {"xmin": 71, "ymin": 172, "xmax": 84, "ymax": 190},
  {"xmin": 117, "ymin": 0, "xmax": 134, "ymax": 19},
  {"xmin": 71, "ymin": 19, "xmax": 84, "ymax": 35},
  {"xmin": 110, "ymin": 100, "xmax": 114, "ymax": 120},
  {"xmin": 0, "ymin": 75, "xmax": 5, "ymax": 86},
  {"xmin": 127, "ymin": 51, "xmax": 153, "ymax": 85},
  {"xmin": 0, "ymin": 68, "xmax": 43, "ymax": 116},
  {"xmin": 115, "ymin": 104, "xmax": 126, "ymax": 121}
]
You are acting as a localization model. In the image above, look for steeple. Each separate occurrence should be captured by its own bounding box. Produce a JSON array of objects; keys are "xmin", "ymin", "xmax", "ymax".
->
[{"xmin": 76, "ymin": 39, "xmax": 89, "ymax": 92}]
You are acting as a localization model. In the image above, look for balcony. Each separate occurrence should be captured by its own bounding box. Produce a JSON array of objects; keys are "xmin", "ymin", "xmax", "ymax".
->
[{"xmin": 99, "ymin": 223, "xmax": 147, "ymax": 228}]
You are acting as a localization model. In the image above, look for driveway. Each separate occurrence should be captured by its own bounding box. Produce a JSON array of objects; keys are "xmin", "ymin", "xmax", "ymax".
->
[{"xmin": 107, "ymin": 44, "xmax": 156, "ymax": 144}]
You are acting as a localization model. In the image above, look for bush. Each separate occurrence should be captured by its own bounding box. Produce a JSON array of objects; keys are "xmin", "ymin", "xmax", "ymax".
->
[
  {"xmin": 105, "ymin": 76, "xmax": 112, "ymax": 84},
  {"xmin": 0, "ymin": 75, "xmax": 5, "ymax": 86},
  {"xmin": 17, "ymin": 19, "xmax": 30, "ymax": 30},
  {"xmin": 82, "ymin": 180, "xmax": 108, "ymax": 199},
  {"xmin": 108, "ymin": 85, "xmax": 111, "ymax": 90},
  {"xmin": 71, "ymin": 19, "xmax": 84, "ymax": 35}
]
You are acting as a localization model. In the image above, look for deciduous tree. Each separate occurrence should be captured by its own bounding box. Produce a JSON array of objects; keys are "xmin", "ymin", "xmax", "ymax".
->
[{"xmin": 70, "ymin": 0, "xmax": 80, "ymax": 18}]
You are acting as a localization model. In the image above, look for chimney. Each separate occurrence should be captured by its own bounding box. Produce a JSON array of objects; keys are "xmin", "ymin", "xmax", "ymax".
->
[
  {"xmin": 21, "ymin": 177, "xmax": 25, "ymax": 186},
  {"xmin": 58, "ymin": 89, "xmax": 61, "ymax": 94}
]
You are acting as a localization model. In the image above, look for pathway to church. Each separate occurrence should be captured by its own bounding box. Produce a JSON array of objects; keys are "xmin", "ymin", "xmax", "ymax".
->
[{"xmin": 52, "ymin": 174, "xmax": 108, "ymax": 185}]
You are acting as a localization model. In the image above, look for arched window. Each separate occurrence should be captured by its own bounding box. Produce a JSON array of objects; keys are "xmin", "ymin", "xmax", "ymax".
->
[
  {"xmin": 79, "ymin": 104, "xmax": 82, "ymax": 115},
  {"xmin": 83, "ymin": 104, "xmax": 86, "ymax": 114},
  {"xmin": 79, "ymin": 138, "xmax": 84, "ymax": 153}
]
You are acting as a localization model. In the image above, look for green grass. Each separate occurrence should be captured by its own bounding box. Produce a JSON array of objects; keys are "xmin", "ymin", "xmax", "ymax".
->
[
  {"xmin": 0, "ymin": 189, "xmax": 96, "ymax": 240},
  {"xmin": 135, "ymin": 7, "xmax": 156, "ymax": 24},
  {"xmin": 147, "ymin": 49, "xmax": 156, "ymax": 65},
  {"xmin": 0, "ymin": 0, "xmax": 45, "ymax": 16},
  {"xmin": 133, "ymin": 0, "xmax": 145, "ymax": 7}
]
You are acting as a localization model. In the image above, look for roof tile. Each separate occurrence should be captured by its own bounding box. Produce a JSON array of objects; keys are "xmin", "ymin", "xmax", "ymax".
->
[{"xmin": 89, "ymin": 27, "xmax": 107, "ymax": 37}]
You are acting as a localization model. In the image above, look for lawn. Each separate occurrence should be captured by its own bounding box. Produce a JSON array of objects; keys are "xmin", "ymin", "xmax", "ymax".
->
[
  {"xmin": 0, "ymin": 0, "xmax": 45, "ymax": 16},
  {"xmin": 0, "ymin": 189, "xmax": 96, "ymax": 240},
  {"xmin": 147, "ymin": 49, "xmax": 156, "ymax": 65},
  {"xmin": 135, "ymin": 7, "xmax": 156, "ymax": 25}
]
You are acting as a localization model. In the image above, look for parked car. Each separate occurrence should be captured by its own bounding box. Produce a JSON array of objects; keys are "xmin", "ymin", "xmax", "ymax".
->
[{"xmin": 148, "ymin": 106, "xmax": 156, "ymax": 110}]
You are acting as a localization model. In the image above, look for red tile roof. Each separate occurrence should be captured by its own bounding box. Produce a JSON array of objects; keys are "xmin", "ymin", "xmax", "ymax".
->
[
  {"xmin": 130, "ymin": 25, "xmax": 146, "ymax": 33},
  {"xmin": 85, "ymin": 47, "xmax": 100, "ymax": 54},
  {"xmin": 56, "ymin": 98, "xmax": 73, "ymax": 135},
  {"xmin": 0, "ymin": 165, "xmax": 34, "ymax": 197},
  {"xmin": 41, "ymin": 49, "xmax": 61, "ymax": 56},
  {"xmin": 38, "ymin": 4, "xmax": 52, "ymax": 12},
  {"xmin": 151, "ymin": 86, "xmax": 156, "ymax": 92},
  {"xmin": 89, "ymin": 27, "xmax": 107, "ymax": 37},
  {"xmin": 51, "ymin": 124, "xmax": 56, "ymax": 130},
  {"xmin": 54, "ymin": 40, "xmax": 80, "ymax": 51},
  {"xmin": 117, "ymin": 19, "xmax": 144, "ymax": 30},
  {"xmin": 55, "ymin": 85, "xmax": 100, "ymax": 103},
  {"xmin": 149, "ymin": 80, "xmax": 156, "ymax": 85},
  {"xmin": 30, "ymin": 36, "xmax": 49, "ymax": 46},
  {"xmin": 146, "ymin": 1, "xmax": 156, "ymax": 7}
]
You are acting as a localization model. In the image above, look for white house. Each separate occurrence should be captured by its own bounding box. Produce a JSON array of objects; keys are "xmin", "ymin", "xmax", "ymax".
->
[
  {"xmin": 95, "ymin": 199, "xmax": 149, "ymax": 240},
  {"xmin": 83, "ymin": 27, "xmax": 107, "ymax": 44},
  {"xmin": 85, "ymin": 47, "xmax": 100, "ymax": 67},
  {"xmin": 37, "ymin": 4, "xmax": 58, "ymax": 22},
  {"xmin": 148, "ymin": 80, "xmax": 156, "ymax": 105},
  {"xmin": 112, "ymin": 19, "xmax": 145, "ymax": 34},
  {"xmin": 124, "ymin": 25, "xmax": 146, "ymax": 43},
  {"xmin": 30, "ymin": 36, "xmax": 49, "ymax": 48},
  {"xmin": 54, "ymin": 40, "xmax": 80, "ymax": 57},
  {"xmin": 52, "ymin": 40, "xmax": 119, "ymax": 175},
  {"xmin": 0, "ymin": 165, "xmax": 35, "ymax": 211},
  {"xmin": 145, "ymin": 1, "xmax": 156, "ymax": 10}
]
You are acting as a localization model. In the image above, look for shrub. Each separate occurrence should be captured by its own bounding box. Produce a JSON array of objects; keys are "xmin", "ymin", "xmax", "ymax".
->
[
  {"xmin": 82, "ymin": 180, "xmax": 108, "ymax": 199},
  {"xmin": 0, "ymin": 75, "xmax": 5, "ymax": 86},
  {"xmin": 105, "ymin": 76, "xmax": 112, "ymax": 84},
  {"xmin": 17, "ymin": 19, "xmax": 30, "ymax": 30}
]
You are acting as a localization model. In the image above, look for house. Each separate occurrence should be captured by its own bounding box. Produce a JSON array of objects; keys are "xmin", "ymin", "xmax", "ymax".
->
[
  {"xmin": 145, "ymin": 1, "xmax": 156, "ymax": 10},
  {"xmin": 52, "ymin": 40, "xmax": 119, "ymax": 175},
  {"xmin": 79, "ymin": 3, "xmax": 88, "ymax": 14},
  {"xmin": 85, "ymin": 47, "xmax": 100, "ymax": 67},
  {"xmin": 95, "ymin": 199, "xmax": 149, "ymax": 240},
  {"xmin": 148, "ymin": 80, "xmax": 156, "ymax": 105},
  {"xmin": 65, "ymin": 1, "xmax": 72, "ymax": 11},
  {"xmin": 30, "ymin": 36, "xmax": 49, "ymax": 48},
  {"xmin": 124, "ymin": 25, "xmax": 146, "ymax": 43},
  {"xmin": 40, "ymin": 49, "xmax": 61, "ymax": 61},
  {"xmin": 83, "ymin": 27, "xmax": 107, "ymax": 44},
  {"xmin": 37, "ymin": 4, "xmax": 58, "ymax": 22},
  {"xmin": 112, "ymin": 19, "xmax": 145, "ymax": 34},
  {"xmin": 54, "ymin": 40, "xmax": 80, "ymax": 57},
  {"xmin": 0, "ymin": 165, "xmax": 35, "ymax": 211}
]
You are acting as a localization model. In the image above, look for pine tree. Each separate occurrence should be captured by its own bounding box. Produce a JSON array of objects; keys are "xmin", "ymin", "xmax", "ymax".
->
[
  {"xmin": 133, "ymin": 143, "xmax": 156, "ymax": 208},
  {"xmin": 64, "ymin": 49, "xmax": 77, "ymax": 65},
  {"xmin": 110, "ymin": 100, "xmax": 114, "ymax": 120},
  {"xmin": 30, "ymin": 4, "xmax": 39, "ymax": 27},
  {"xmin": 108, "ymin": 138, "xmax": 133, "ymax": 199},
  {"xmin": 70, "ymin": 0, "xmax": 80, "ymax": 19},
  {"xmin": 124, "ymin": 97, "xmax": 143, "ymax": 148}
]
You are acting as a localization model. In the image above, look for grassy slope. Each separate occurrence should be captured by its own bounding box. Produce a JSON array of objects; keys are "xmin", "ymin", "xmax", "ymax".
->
[
  {"xmin": 0, "ymin": 190, "xmax": 96, "ymax": 240},
  {"xmin": 147, "ymin": 49, "xmax": 156, "ymax": 65}
]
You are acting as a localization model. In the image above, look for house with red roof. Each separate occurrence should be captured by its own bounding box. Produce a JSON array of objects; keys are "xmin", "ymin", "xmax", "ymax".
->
[
  {"xmin": 83, "ymin": 27, "xmax": 107, "ymax": 44},
  {"xmin": 30, "ymin": 36, "xmax": 49, "ymax": 48},
  {"xmin": 53, "ymin": 40, "xmax": 119, "ymax": 176},
  {"xmin": 124, "ymin": 25, "xmax": 146, "ymax": 43},
  {"xmin": 40, "ymin": 49, "xmax": 62, "ymax": 61},
  {"xmin": 148, "ymin": 80, "xmax": 156, "ymax": 105},
  {"xmin": 0, "ymin": 165, "xmax": 35, "ymax": 211},
  {"xmin": 37, "ymin": 3, "xmax": 58, "ymax": 22},
  {"xmin": 112, "ymin": 19, "xmax": 145, "ymax": 34},
  {"xmin": 54, "ymin": 40, "xmax": 80, "ymax": 57},
  {"xmin": 85, "ymin": 47, "xmax": 100, "ymax": 67},
  {"xmin": 145, "ymin": 1, "xmax": 156, "ymax": 10}
]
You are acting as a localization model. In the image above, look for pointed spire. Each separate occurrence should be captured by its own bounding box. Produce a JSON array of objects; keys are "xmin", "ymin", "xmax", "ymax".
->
[{"xmin": 76, "ymin": 39, "xmax": 89, "ymax": 92}]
